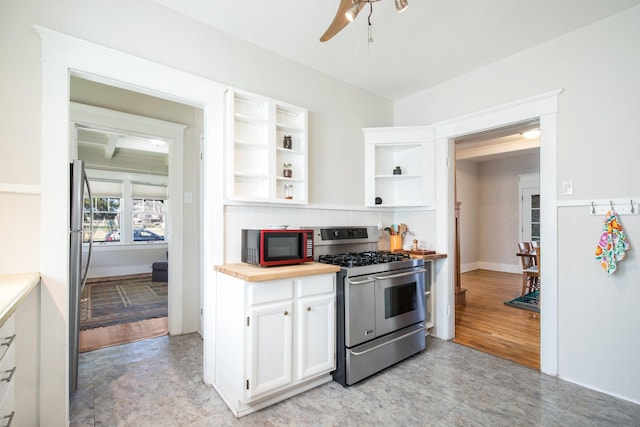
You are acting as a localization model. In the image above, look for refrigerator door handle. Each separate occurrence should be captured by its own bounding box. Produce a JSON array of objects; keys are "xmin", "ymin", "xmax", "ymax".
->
[{"xmin": 80, "ymin": 172, "xmax": 93, "ymax": 293}]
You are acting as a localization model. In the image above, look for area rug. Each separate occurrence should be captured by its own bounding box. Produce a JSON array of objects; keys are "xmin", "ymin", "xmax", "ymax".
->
[
  {"xmin": 504, "ymin": 290, "xmax": 540, "ymax": 313},
  {"xmin": 80, "ymin": 276, "xmax": 168, "ymax": 330}
]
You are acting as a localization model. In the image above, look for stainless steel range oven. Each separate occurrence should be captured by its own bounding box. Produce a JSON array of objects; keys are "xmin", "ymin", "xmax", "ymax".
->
[{"xmin": 311, "ymin": 226, "xmax": 427, "ymax": 386}]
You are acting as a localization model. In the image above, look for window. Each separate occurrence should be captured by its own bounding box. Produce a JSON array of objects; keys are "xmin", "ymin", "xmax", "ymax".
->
[
  {"xmin": 519, "ymin": 174, "xmax": 540, "ymax": 243},
  {"xmin": 83, "ymin": 176, "xmax": 167, "ymax": 245},
  {"xmin": 84, "ymin": 196, "xmax": 121, "ymax": 243},
  {"xmin": 132, "ymin": 198, "xmax": 166, "ymax": 241},
  {"xmin": 530, "ymin": 194, "xmax": 540, "ymax": 241}
]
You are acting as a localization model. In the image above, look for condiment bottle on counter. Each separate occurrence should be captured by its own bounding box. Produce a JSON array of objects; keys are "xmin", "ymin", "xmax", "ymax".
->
[{"xmin": 412, "ymin": 239, "xmax": 419, "ymax": 251}]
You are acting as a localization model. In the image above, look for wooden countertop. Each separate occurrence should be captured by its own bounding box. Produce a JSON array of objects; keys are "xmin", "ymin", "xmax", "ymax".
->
[
  {"xmin": 214, "ymin": 262, "xmax": 341, "ymax": 282},
  {"xmin": 399, "ymin": 251, "xmax": 448, "ymax": 260},
  {"xmin": 0, "ymin": 273, "xmax": 40, "ymax": 327}
]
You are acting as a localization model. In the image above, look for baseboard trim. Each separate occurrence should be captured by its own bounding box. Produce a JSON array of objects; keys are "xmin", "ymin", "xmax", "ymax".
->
[{"xmin": 461, "ymin": 262, "xmax": 521, "ymax": 274}]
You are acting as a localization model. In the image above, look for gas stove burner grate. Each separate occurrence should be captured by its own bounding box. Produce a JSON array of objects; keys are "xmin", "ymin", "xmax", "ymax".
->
[{"xmin": 318, "ymin": 251, "xmax": 410, "ymax": 268}]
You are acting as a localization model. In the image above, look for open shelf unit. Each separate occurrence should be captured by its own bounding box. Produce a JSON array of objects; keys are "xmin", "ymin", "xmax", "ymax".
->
[
  {"xmin": 364, "ymin": 126, "xmax": 435, "ymax": 207},
  {"xmin": 226, "ymin": 89, "xmax": 308, "ymax": 203}
]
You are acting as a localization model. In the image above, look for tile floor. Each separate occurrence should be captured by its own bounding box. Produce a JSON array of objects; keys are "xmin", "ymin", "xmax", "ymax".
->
[{"xmin": 71, "ymin": 333, "xmax": 640, "ymax": 426}]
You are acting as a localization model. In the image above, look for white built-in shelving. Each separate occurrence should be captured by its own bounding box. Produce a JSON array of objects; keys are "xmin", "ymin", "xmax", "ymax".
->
[
  {"xmin": 226, "ymin": 89, "xmax": 308, "ymax": 204},
  {"xmin": 364, "ymin": 126, "xmax": 435, "ymax": 207}
]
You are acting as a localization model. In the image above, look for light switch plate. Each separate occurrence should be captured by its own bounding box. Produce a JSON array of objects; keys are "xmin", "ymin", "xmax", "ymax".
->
[{"xmin": 562, "ymin": 181, "xmax": 573, "ymax": 195}]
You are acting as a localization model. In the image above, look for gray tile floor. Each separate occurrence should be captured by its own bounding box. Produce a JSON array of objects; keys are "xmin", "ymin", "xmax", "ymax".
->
[{"xmin": 71, "ymin": 333, "xmax": 640, "ymax": 426}]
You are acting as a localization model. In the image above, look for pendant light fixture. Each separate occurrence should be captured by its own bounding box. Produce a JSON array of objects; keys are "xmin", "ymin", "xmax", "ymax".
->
[
  {"xmin": 395, "ymin": 0, "xmax": 408, "ymax": 13},
  {"xmin": 320, "ymin": 0, "xmax": 409, "ymax": 42},
  {"xmin": 346, "ymin": 2, "xmax": 361, "ymax": 21}
]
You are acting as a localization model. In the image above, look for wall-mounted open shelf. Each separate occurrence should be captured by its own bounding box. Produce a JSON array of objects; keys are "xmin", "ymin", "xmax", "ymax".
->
[{"xmin": 226, "ymin": 89, "xmax": 308, "ymax": 204}]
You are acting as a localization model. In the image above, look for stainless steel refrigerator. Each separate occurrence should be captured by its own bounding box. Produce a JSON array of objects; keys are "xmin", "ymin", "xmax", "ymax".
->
[{"xmin": 69, "ymin": 159, "xmax": 93, "ymax": 393}]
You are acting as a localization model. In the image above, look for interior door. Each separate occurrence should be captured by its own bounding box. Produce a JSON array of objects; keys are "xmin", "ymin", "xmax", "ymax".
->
[{"xmin": 521, "ymin": 187, "xmax": 540, "ymax": 242}]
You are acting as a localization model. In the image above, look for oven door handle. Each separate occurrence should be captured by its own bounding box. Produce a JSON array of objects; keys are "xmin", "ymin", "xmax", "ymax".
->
[
  {"xmin": 348, "ymin": 277, "xmax": 375, "ymax": 285},
  {"xmin": 348, "ymin": 324, "xmax": 425, "ymax": 356},
  {"xmin": 374, "ymin": 269, "xmax": 426, "ymax": 280}
]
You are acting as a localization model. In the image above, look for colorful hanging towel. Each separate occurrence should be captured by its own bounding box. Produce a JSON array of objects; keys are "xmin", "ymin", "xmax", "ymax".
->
[{"xmin": 595, "ymin": 210, "xmax": 630, "ymax": 275}]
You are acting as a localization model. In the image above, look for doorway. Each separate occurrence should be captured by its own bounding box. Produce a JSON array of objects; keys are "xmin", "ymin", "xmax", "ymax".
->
[
  {"xmin": 38, "ymin": 27, "xmax": 226, "ymax": 422},
  {"xmin": 69, "ymin": 77, "xmax": 200, "ymax": 350},
  {"xmin": 429, "ymin": 90, "xmax": 561, "ymax": 376},
  {"xmin": 452, "ymin": 123, "xmax": 541, "ymax": 367}
]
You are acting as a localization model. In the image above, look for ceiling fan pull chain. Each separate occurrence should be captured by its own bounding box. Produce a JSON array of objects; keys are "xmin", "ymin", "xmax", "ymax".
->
[{"xmin": 368, "ymin": 1, "xmax": 374, "ymax": 43}]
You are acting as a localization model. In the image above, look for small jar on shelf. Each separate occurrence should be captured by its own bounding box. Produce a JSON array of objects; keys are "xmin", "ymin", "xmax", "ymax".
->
[
  {"xmin": 284, "ymin": 184, "xmax": 293, "ymax": 199},
  {"xmin": 283, "ymin": 135, "xmax": 292, "ymax": 149},
  {"xmin": 283, "ymin": 163, "xmax": 292, "ymax": 178}
]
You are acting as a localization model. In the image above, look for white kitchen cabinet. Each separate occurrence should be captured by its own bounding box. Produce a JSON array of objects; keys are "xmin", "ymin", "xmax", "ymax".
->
[
  {"xmin": 295, "ymin": 278, "xmax": 335, "ymax": 380},
  {"xmin": 225, "ymin": 88, "xmax": 308, "ymax": 204},
  {"xmin": 364, "ymin": 126, "xmax": 435, "ymax": 207},
  {"xmin": 0, "ymin": 315, "xmax": 16, "ymax": 427},
  {"xmin": 214, "ymin": 270, "xmax": 335, "ymax": 418},
  {"xmin": 0, "ymin": 274, "xmax": 39, "ymax": 427},
  {"xmin": 246, "ymin": 300, "xmax": 293, "ymax": 399}
]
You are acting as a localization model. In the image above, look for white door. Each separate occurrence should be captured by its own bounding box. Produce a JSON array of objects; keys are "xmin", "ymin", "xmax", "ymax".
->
[
  {"xmin": 521, "ymin": 187, "xmax": 540, "ymax": 242},
  {"xmin": 296, "ymin": 294, "xmax": 335, "ymax": 380},
  {"xmin": 246, "ymin": 301, "xmax": 293, "ymax": 400}
]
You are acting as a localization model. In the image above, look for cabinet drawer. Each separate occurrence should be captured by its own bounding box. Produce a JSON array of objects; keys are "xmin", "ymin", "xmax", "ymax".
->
[
  {"xmin": 0, "ymin": 317, "xmax": 15, "ymax": 364},
  {"xmin": 247, "ymin": 279, "xmax": 293, "ymax": 306},
  {"xmin": 295, "ymin": 274, "xmax": 334, "ymax": 298},
  {"xmin": 0, "ymin": 343, "xmax": 15, "ymax": 414}
]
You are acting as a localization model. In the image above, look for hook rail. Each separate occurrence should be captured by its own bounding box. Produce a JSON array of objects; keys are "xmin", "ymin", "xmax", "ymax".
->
[{"xmin": 589, "ymin": 199, "xmax": 638, "ymax": 215}]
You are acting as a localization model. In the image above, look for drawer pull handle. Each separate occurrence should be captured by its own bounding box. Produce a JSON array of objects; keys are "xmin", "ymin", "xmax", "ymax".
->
[
  {"xmin": 283, "ymin": 311, "xmax": 288, "ymax": 316},
  {"xmin": 1, "ymin": 367, "xmax": 16, "ymax": 383},
  {"xmin": 1, "ymin": 335, "xmax": 15, "ymax": 348},
  {"xmin": 2, "ymin": 411, "xmax": 15, "ymax": 427}
]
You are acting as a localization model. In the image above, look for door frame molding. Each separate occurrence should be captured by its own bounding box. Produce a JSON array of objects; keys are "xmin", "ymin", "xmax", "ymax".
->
[
  {"xmin": 36, "ymin": 26, "xmax": 225, "ymax": 424},
  {"xmin": 433, "ymin": 89, "xmax": 562, "ymax": 376}
]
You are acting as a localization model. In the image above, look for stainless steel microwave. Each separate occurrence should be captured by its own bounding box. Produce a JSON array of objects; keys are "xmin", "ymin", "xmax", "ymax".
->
[{"xmin": 241, "ymin": 229, "xmax": 314, "ymax": 267}]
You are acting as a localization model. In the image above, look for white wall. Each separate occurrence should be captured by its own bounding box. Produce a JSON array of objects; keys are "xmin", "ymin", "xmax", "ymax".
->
[
  {"xmin": 0, "ymin": 1, "xmax": 394, "ymax": 424},
  {"xmin": 456, "ymin": 152, "xmax": 539, "ymax": 274},
  {"xmin": 394, "ymin": 6, "xmax": 640, "ymax": 404},
  {"xmin": 477, "ymin": 152, "xmax": 539, "ymax": 273},
  {"xmin": 456, "ymin": 159, "xmax": 479, "ymax": 272},
  {"xmin": 0, "ymin": 0, "xmax": 392, "ymax": 272},
  {"xmin": 85, "ymin": 246, "xmax": 168, "ymax": 278}
]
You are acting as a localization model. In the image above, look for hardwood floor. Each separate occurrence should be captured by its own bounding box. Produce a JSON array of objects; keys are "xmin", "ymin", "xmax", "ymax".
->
[
  {"xmin": 453, "ymin": 269, "xmax": 540, "ymax": 369},
  {"xmin": 79, "ymin": 317, "xmax": 168, "ymax": 352}
]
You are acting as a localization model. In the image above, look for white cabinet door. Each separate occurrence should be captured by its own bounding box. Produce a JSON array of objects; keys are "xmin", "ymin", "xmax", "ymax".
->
[
  {"xmin": 296, "ymin": 294, "xmax": 335, "ymax": 380},
  {"xmin": 246, "ymin": 301, "xmax": 293, "ymax": 400}
]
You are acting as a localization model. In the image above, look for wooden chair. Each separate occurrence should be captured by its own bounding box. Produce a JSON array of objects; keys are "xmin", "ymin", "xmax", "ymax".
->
[
  {"xmin": 521, "ymin": 247, "xmax": 540, "ymax": 296},
  {"xmin": 517, "ymin": 242, "xmax": 534, "ymax": 269},
  {"xmin": 530, "ymin": 240, "xmax": 540, "ymax": 266}
]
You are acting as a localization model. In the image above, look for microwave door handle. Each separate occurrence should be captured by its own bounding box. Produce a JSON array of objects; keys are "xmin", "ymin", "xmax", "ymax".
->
[{"xmin": 374, "ymin": 268, "xmax": 427, "ymax": 280}]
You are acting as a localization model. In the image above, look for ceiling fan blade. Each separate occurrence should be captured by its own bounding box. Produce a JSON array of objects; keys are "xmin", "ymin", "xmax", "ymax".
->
[{"xmin": 320, "ymin": 0, "xmax": 366, "ymax": 42}]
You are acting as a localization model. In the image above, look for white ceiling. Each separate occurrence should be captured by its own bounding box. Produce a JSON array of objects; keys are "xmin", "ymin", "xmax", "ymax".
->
[{"xmin": 150, "ymin": 0, "xmax": 640, "ymax": 100}]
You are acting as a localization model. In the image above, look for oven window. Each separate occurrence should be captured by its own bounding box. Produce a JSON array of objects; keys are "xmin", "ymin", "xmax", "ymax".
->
[{"xmin": 384, "ymin": 282, "xmax": 417, "ymax": 319}]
